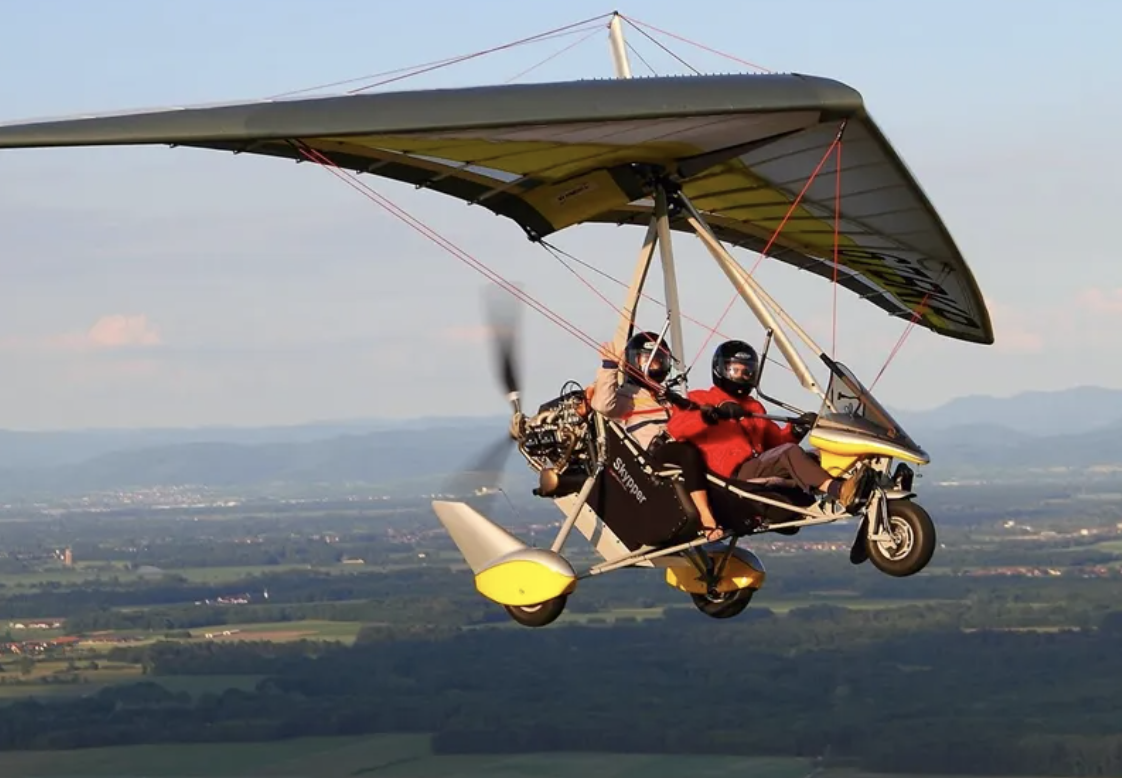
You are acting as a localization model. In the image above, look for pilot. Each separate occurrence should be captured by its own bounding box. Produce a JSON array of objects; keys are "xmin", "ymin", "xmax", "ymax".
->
[
  {"xmin": 666, "ymin": 340, "xmax": 871, "ymax": 513},
  {"xmin": 589, "ymin": 331, "xmax": 725, "ymax": 541}
]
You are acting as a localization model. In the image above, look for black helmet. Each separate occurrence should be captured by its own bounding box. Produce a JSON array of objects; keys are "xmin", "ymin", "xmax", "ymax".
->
[
  {"xmin": 624, "ymin": 331, "xmax": 673, "ymax": 385},
  {"xmin": 712, "ymin": 340, "xmax": 759, "ymax": 397}
]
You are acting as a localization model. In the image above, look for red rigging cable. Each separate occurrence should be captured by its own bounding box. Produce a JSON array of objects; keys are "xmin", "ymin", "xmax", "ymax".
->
[
  {"xmin": 870, "ymin": 292, "xmax": 934, "ymax": 392},
  {"xmin": 619, "ymin": 14, "xmax": 773, "ymax": 73},
  {"xmin": 539, "ymin": 240, "xmax": 793, "ymax": 375},
  {"xmin": 292, "ymin": 144, "xmax": 590, "ymax": 345},
  {"xmin": 621, "ymin": 18, "xmax": 701, "ymax": 75},
  {"xmin": 611, "ymin": 19, "xmax": 931, "ymax": 381},
  {"xmin": 292, "ymin": 141, "xmax": 673, "ymax": 395},
  {"xmin": 607, "ymin": 19, "xmax": 939, "ymax": 379},
  {"xmin": 687, "ymin": 122, "xmax": 847, "ymax": 372}
]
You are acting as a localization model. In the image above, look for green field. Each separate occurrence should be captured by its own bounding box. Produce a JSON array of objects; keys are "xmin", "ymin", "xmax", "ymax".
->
[
  {"xmin": 179, "ymin": 619, "xmax": 367, "ymax": 643},
  {"xmin": 0, "ymin": 733, "xmax": 1049, "ymax": 778}
]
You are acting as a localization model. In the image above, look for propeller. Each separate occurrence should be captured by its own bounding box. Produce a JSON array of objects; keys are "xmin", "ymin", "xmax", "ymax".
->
[
  {"xmin": 440, "ymin": 286, "xmax": 528, "ymax": 511},
  {"xmin": 483, "ymin": 284, "xmax": 523, "ymax": 416}
]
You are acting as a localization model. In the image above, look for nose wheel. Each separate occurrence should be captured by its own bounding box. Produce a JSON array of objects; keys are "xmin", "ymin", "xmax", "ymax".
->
[{"xmin": 864, "ymin": 499, "xmax": 936, "ymax": 578}]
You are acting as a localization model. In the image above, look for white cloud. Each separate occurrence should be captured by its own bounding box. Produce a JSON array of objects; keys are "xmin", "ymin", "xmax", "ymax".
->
[{"xmin": 0, "ymin": 314, "xmax": 162, "ymax": 353}]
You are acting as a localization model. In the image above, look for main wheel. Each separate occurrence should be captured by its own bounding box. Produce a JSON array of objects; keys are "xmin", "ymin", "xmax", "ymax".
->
[
  {"xmin": 690, "ymin": 587, "xmax": 755, "ymax": 619},
  {"xmin": 503, "ymin": 594, "xmax": 568, "ymax": 627},
  {"xmin": 865, "ymin": 499, "xmax": 936, "ymax": 578}
]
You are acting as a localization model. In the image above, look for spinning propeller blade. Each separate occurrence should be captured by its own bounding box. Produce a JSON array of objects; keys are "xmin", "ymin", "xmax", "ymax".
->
[
  {"xmin": 441, "ymin": 432, "xmax": 517, "ymax": 510},
  {"xmin": 447, "ymin": 433, "xmax": 515, "ymax": 492},
  {"xmin": 483, "ymin": 285, "xmax": 522, "ymax": 414},
  {"xmin": 440, "ymin": 285, "xmax": 529, "ymax": 506}
]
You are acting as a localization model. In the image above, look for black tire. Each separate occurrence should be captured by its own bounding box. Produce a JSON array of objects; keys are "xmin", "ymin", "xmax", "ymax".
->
[
  {"xmin": 690, "ymin": 587, "xmax": 754, "ymax": 619},
  {"xmin": 503, "ymin": 594, "xmax": 568, "ymax": 627},
  {"xmin": 865, "ymin": 499, "xmax": 936, "ymax": 578}
]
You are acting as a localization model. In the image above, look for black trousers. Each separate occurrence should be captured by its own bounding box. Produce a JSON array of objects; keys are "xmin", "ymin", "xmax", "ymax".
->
[
  {"xmin": 734, "ymin": 442, "xmax": 831, "ymax": 492},
  {"xmin": 650, "ymin": 440, "xmax": 707, "ymax": 492}
]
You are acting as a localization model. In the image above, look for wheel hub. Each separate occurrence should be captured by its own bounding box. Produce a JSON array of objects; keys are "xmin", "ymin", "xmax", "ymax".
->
[{"xmin": 875, "ymin": 516, "xmax": 914, "ymax": 561}]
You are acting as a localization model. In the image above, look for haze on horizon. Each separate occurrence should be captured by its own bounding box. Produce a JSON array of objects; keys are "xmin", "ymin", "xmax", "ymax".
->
[{"xmin": 0, "ymin": 0, "xmax": 1117, "ymax": 432}]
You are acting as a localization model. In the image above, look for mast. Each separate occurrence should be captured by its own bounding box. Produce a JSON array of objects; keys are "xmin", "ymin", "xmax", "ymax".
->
[
  {"xmin": 606, "ymin": 12, "xmax": 686, "ymax": 381},
  {"xmin": 608, "ymin": 13, "xmax": 633, "ymax": 79}
]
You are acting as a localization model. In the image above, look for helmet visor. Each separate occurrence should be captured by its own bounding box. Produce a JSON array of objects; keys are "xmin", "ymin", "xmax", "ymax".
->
[
  {"xmin": 718, "ymin": 350, "xmax": 757, "ymax": 386},
  {"xmin": 627, "ymin": 335, "xmax": 672, "ymax": 383},
  {"xmin": 638, "ymin": 347, "xmax": 668, "ymax": 379}
]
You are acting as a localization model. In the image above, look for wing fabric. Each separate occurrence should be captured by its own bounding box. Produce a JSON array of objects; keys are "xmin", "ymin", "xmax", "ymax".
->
[{"xmin": 0, "ymin": 73, "xmax": 992, "ymax": 344}]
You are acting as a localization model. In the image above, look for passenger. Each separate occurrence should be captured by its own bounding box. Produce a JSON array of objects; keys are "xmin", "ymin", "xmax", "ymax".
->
[
  {"xmin": 667, "ymin": 340, "xmax": 871, "ymax": 515},
  {"xmin": 590, "ymin": 332, "xmax": 725, "ymax": 541}
]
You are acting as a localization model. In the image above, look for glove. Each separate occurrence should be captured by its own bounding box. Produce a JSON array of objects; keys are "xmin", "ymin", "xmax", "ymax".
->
[
  {"xmin": 701, "ymin": 402, "xmax": 748, "ymax": 424},
  {"xmin": 717, "ymin": 401, "xmax": 748, "ymax": 420},
  {"xmin": 700, "ymin": 404, "xmax": 720, "ymax": 425},
  {"xmin": 789, "ymin": 411, "xmax": 818, "ymax": 439}
]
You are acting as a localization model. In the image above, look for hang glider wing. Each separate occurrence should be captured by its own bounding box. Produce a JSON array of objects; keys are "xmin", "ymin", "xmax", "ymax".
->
[{"xmin": 0, "ymin": 73, "xmax": 992, "ymax": 345}]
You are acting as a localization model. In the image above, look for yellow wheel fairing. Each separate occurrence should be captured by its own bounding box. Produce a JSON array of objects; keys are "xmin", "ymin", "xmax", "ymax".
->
[
  {"xmin": 664, "ymin": 547, "xmax": 766, "ymax": 596},
  {"xmin": 473, "ymin": 553, "xmax": 578, "ymax": 607}
]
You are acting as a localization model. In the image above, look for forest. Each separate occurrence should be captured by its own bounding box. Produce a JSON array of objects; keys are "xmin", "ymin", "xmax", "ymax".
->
[{"xmin": 0, "ymin": 608, "xmax": 1120, "ymax": 775}]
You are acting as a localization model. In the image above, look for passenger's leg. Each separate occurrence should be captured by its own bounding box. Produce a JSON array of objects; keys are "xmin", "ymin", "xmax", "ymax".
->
[
  {"xmin": 651, "ymin": 442, "xmax": 723, "ymax": 539},
  {"xmin": 736, "ymin": 443, "xmax": 828, "ymax": 490},
  {"xmin": 736, "ymin": 443, "xmax": 865, "ymax": 508}
]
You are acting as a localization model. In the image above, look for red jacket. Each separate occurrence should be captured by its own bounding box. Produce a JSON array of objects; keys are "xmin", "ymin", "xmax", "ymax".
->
[{"xmin": 667, "ymin": 386, "xmax": 799, "ymax": 478}]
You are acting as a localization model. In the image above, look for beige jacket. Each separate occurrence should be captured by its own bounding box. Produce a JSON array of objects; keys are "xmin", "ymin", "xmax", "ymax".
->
[{"xmin": 588, "ymin": 366, "xmax": 670, "ymax": 450}]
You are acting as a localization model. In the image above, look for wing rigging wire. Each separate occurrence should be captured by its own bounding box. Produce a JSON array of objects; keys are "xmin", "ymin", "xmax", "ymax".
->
[
  {"xmin": 537, "ymin": 239, "xmax": 794, "ymax": 375},
  {"xmin": 686, "ymin": 122, "xmax": 847, "ymax": 372},
  {"xmin": 291, "ymin": 141, "xmax": 665, "ymax": 394},
  {"xmin": 263, "ymin": 10, "xmax": 922, "ymax": 390},
  {"xmin": 269, "ymin": 13, "xmax": 616, "ymax": 99},
  {"xmin": 504, "ymin": 28, "xmax": 603, "ymax": 83}
]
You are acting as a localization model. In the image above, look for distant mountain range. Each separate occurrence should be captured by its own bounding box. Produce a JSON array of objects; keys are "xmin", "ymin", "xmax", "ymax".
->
[
  {"xmin": 890, "ymin": 385, "xmax": 1122, "ymax": 439},
  {"xmin": 0, "ymin": 415, "xmax": 509, "ymax": 470},
  {"xmin": 0, "ymin": 385, "xmax": 1120, "ymax": 500}
]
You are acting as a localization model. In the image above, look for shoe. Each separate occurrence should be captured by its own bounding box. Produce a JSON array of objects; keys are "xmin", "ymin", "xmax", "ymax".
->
[{"xmin": 836, "ymin": 467, "xmax": 873, "ymax": 512}]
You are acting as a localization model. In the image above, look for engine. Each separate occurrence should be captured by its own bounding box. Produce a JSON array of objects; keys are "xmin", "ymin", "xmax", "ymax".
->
[{"xmin": 513, "ymin": 382, "xmax": 596, "ymax": 498}]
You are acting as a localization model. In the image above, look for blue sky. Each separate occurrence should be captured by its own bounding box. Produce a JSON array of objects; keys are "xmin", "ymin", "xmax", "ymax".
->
[{"xmin": 0, "ymin": 0, "xmax": 1118, "ymax": 429}]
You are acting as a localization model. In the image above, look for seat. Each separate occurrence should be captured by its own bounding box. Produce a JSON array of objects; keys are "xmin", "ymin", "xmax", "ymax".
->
[{"xmin": 584, "ymin": 423, "xmax": 700, "ymax": 550}]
